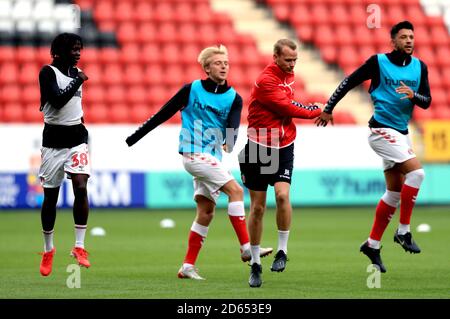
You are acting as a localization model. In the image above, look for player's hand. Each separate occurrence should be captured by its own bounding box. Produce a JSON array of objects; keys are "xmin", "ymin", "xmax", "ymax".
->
[
  {"xmin": 396, "ymin": 81, "xmax": 414, "ymax": 100},
  {"xmin": 315, "ymin": 111, "xmax": 334, "ymax": 127},
  {"xmin": 78, "ymin": 71, "xmax": 88, "ymax": 81},
  {"xmin": 125, "ymin": 135, "xmax": 135, "ymax": 147},
  {"xmin": 222, "ymin": 144, "xmax": 229, "ymax": 153}
]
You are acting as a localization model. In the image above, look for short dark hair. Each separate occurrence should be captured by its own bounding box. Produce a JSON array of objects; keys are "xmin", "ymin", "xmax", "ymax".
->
[
  {"xmin": 390, "ymin": 21, "xmax": 414, "ymax": 39},
  {"xmin": 50, "ymin": 33, "xmax": 83, "ymax": 59}
]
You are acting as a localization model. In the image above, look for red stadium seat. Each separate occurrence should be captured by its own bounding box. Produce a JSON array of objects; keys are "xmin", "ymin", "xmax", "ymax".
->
[
  {"xmin": 115, "ymin": 2, "xmax": 134, "ymax": 23},
  {"xmin": 2, "ymin": 103, "xmax": 24, "ymax": 122},
  {"xmin": 134, "ymin": 2, "xmax": 153, "ymax": 23},
  {"xmin": 136, "ymin": 22, "xmax": 156, "ymax": 44},
  {"xmin": 436, "ymin": 47, "xmax": 450, "ymax": 68},
  {"xmin": 83, "ymin": 103, "xmax": 109, "ymax": 123},
  {"xmin": 102, "ymin": 64, "xmax": 122, "ymax": 85},
  {"xmin": 0, "ymin": 63, "xmax": 19, "ymax": 85},
  {"xmin": 16, "ymin": 47, "xmax": 37, "ymax": 63},
  {"xmin": 93, "ymin": 1, "xmax": 114, "ymax": 24},
  {"xmin": 123, "ymin": 64, "xmax": 144, "ymax": 86},
  {"xmin": 23, "ymin": 103, "xmax": 42, "ymax": 123},
  {"xmin": 105, "ymin": 85, "xmax": 126, "ymax": 104},
  {"xmin": 36, "ymin": 47, "xmax": 51, "ymax": 65},
  {"xmin": 130, "ymin": 104, "xmax": 151, "ymax": 123},
  {"xmin": 18, "ymin": 63, "xmax": 39, "ymax": 85},
  {"xmin": 1, "ymin": 84, "xmax": 21, "ymax": 103},
  {"xmin": 109, "ymin": 104, "xmax": 130, "ymax": 123},
  {"xmin": 22, "ymin": 85, "xmax": 40, "ymax": 104},
  {"xmin": 413, "ymin": 106, "xmax": 434, "ymax": 121},
  {"xmin": 126, "ymin": 86, "xmax": 147, "ymax": 104},
  {"xmin": 0, "ymin": 46, "xmax": 15, "ymax": 63},
  {"xmin": 83, "ymin": 85, "xmax": 105, "ymax": 104},
  {"xmin": 116, "ymin": 22, "xmax": 137, "ymax": 45},
  {"xmin": 328, "ymin": 4, "xmax": 349, "ymax": 26},
  {"xmin": 98, "ymin": 47, "xmax": 120, "ymax": 65}
]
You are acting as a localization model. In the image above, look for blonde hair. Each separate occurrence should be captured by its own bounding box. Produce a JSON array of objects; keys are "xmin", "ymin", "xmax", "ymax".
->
[
  {"xmin": 273, "ymin": 39, "xmax": 297, "ymax": 55},
  {"xmin": 197, "ymin": 44, "xmax": 228, "ymax": 71}
]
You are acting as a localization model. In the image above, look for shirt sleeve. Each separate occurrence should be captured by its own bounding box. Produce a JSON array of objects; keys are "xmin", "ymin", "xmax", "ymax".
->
[
  {"xmin": 39, "ymin": 65, "xmax": 84, "ymax": 110},
  {"xmin": 411, "ymin": 61, "xmax": 432, "ymax": 109},
  {"xmin": 324, "ymin": 55, "xmax": 378, "ymax": 113},
  {"xmin": 224, "ymin": 93, "xmax": 243, "ymax": 152},
  {"xmin": 255, "ymin": 77, "xmax": 321, "ymax": 119},
  {"xmin": 125, "ymin": 84, "xmax": 191, "ymax": 146}
]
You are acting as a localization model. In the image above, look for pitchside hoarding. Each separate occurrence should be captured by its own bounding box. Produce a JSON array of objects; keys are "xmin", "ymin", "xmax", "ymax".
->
[{"xmin": 1, "ymin": 124, "xmax": 449, "ymax": 209}]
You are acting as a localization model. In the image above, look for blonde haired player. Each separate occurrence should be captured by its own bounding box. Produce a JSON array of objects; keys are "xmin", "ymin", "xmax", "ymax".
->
[
  {"xmin": 126, "ymin": 45, "xmax": 272, "ymax": 280},
  {"xmin": 38, "ymin": 33, "xmax": 91, "ymax": 276}
]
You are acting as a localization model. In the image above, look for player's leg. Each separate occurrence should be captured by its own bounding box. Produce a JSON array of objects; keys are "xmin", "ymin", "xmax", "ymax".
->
[
  {"xmin": 220, "ymin": 180, "xmax": 251, "ymax": 257},
  {"xmin": 39, "ymin": 187, "xmax": 59, "ymax": 276},
  {"xmin": 393, "ymin": 157, "xmax": 424, "ymax": 253},
  {"xmin": 64, "ymin": 143, "xmax": 91, "ymax": 267},
  {"xmin": 178, "ymin": 194, "xmax": 214, "ymax": 280},
  {"xmin": 368, "ymin": 168, "xmax": 403, "ymax": 249},
  {"xmin": 271, "ymin": 181, "xmax": 291, "ymax": 272},
  {"xmin": 38, "ymin": 147, "xmax": 65, "ymax": 276},
  {"xmin": 70, "ymin": 173, "xmax": 91, "ymax": 268},
  {"xmin": 360, "ymin": 167, "xmax": 402, "ymax": 273},
  {"xmin": 248, "ymin": 189, "xmax": 267, "ymax": 287}
]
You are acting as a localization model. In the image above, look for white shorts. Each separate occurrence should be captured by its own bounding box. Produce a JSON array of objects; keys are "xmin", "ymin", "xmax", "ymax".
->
[
  {"xmin": 368, "ymin": 128, "xmax": 416, "ymax": 171},
  {"xmin": 182, "ymin": 153, "xmax": 234, "ymax": 204},
  {"xmin": 39, "ymin": 143, "xmax": 91, "ymax": 188}
]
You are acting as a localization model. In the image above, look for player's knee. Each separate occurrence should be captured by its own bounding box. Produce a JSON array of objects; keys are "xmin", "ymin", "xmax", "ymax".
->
[
  {"xmin": 381, "ymin": 190, "xmax": 401, "ymax": 207},
  {"xmin": 73, "ymin": 185, "xmax": 87, "ymax": 198},
  {"xmin": 405, "ymin": 168, "xmax": 425, "ymax": 188},
  {"xmin": 251, "ymin": 204, "xmax": 265, "ymax": 218},
  {"xmin": 275, "ymin": 191, "xmax": 290, "ymax": 206}
]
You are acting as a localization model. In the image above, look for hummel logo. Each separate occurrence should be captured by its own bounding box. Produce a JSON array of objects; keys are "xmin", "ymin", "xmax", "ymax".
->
[{"xmin": 239, "ymin": 216, "xmax": 245, "ymax": 221}]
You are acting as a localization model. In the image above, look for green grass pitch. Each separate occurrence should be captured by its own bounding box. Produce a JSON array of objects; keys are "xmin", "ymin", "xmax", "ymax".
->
[{"xmin": 0, "ymin": 207, "xmax": 449, "ymax": 299}]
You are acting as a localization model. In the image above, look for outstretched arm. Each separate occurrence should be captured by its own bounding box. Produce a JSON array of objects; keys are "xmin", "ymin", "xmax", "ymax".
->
[
  {"xmin": 316, "ymin": 55, "xmax": 377, "ymax": 126},
  {"xmin": 125, "ymin": 84, "xmax": 191, "ymax": 147},
  {"xmin": 256, "ymin": 77, "xmax": 322, "ymax": 118}
]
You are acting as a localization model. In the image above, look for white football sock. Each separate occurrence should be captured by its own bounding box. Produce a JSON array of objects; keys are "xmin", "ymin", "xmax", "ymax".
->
[
  {"xmin": 75, "ymin": 224, "xmax": 87, "ymax": 248},
  {"xmin": 43, "ymin": 230, "xmax": 54, "ymax": 252},
  {"xmin": 250, "ymin": 245, "xmax": 261, "ymax": 265}
]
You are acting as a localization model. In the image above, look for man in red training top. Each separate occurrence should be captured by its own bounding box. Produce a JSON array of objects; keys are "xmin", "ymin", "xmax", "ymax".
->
[{"xmin": 238, "ymin": 39, "xmax": 323, "ymax": 287}]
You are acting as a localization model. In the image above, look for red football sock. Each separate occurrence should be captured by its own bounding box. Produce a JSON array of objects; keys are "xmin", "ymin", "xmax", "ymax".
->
[
  {"xmin": 228, "ymin": 215, "xmax": 249, "ymax": 246},
  {"xmin": 183, "ymin": 230, "xmax": 205, "ymax": 265},
  {"xmin": 369, "ymin": 199, "xmax": 396, "ymax": 241},
  {"xmin": 400, "ymin": 184, "xmax": 419, "ymax": 225}
]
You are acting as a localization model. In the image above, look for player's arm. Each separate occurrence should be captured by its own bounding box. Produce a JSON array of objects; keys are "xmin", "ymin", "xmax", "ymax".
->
[
  {"xmin": 38, "ymin": 65, "xmax": 85, "ymax": 110},
  {"xmin": 412, "ymin": 61, "xmax": 432, "ymax": 109},
  {"xmin": 316, "ymin": 55, "xmax": 377, "ymax": 126},
  {"xmin": 255, "ymin": 77, "xmax": 321, "ymax": 119},
  {"xmin": 223, "ymin": 93, "xmax": 243, "ymax": 153},
  {"xmin": 125, "ymin": 84, "xmax": 191, "ymax": 147}
]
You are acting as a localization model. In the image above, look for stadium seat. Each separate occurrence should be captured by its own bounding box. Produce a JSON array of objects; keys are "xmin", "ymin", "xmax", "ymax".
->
[
  {"xmin": 126, "ymin": 86, "xmax": 147, "ymax": 104},
  {"xmin": 130, "ymin": 104, "xmax": 151, "ymax": 123},
  {"xmin": 83, "ymin": 103, "xmax": 109, "ymax": 123},
  {"xmin": 109, "ymin": 103, "xmax": 130, "ymax": 123},
  {"xmin": 0, "ymin": 63, "xmax": 19, "ymax": 84},
  {"xmin": 2, "ymin": 102, "xmax": 24, "ymax": 122},
  {"xmin": 23, "ymin": 103, "xmax": 42, "ymax": 123},
  {"xmin": 22, "ymin": 85, "xmax": 40, "ymax": 104}
]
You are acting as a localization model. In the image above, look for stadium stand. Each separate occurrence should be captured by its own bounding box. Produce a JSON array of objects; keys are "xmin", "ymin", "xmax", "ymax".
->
[
  {"xmin": 0, "ymin": 0, "xmax": 448, "ymax": 123},
  {"xmin": 262, "ymin": 0, "xmax": 450, "ymax": 122}
]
